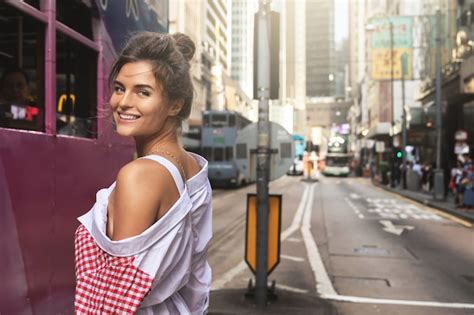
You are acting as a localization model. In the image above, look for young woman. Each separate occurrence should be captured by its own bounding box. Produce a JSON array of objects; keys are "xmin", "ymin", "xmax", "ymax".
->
[{"xmin": 74, "ymin": 32, "xmax": 212, "ymax": 314}]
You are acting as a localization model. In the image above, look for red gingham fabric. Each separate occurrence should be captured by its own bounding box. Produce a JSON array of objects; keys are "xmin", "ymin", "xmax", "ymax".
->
[{"xmin": 74, "ymin": 225, "xmax": 153, "ymax": 314}]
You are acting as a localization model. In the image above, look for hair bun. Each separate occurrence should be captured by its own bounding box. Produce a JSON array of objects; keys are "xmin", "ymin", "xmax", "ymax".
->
[{"xmin": 172, "ymin": 33, "xmax": 196, "ymax": 62}]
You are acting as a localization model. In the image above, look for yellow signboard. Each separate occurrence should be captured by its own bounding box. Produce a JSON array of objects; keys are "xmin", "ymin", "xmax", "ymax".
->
[
  {"xmin": 245, "ymin": 194, "xmax": 282, "ymax": 275},
  {"xmin": 371, "ymin": 48, "xmax": 413, "ymax": 80}
]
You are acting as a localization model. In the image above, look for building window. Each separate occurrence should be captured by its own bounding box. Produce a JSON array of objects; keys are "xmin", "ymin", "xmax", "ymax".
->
[
  {"xmin": 0, "ymin": 4, "xmax": 45, "ymax": 132},
  {"xmin": 56, "ymin": 33, "xmax": 97, "ymax": 138}
]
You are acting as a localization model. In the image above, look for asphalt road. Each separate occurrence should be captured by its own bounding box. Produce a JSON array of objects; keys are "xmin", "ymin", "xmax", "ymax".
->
[{"xmin": 208, "ymin": 175, "xmax": 474, "ymax": 315}]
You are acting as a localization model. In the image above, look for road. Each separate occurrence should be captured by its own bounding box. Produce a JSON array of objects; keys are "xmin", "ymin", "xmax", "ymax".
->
[{"xmin": 208, "ymin": 175, "xmax": 474, "ymax": 315}]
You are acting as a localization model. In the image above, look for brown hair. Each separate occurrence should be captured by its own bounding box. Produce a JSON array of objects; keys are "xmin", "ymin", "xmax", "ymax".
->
[{"xmin": 109, "ymin": 32, "xmax": 196, "ymax": 124}]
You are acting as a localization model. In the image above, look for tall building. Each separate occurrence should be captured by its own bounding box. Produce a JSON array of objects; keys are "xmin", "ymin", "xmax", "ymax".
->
[
  {"xmin": 306, "ymin": 0, "xmax": 336, "ymax": 97},
  {"xmin": 230, "ymin": 0, "xmax": 257, "ymax": 97}
]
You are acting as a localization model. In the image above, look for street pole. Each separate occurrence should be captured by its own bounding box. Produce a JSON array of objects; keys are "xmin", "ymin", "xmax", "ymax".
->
[
  {"xmin": 389, "ymin": 21, "xmax": 394, "ymax": 130},
  {"xmin": 255, "ymin": 0, "xmax": 271, "ymax": 307},
  {"xmin": 401, "ymin": 53, "xmax": 408, "ymax": 190},
  {"xmin": 434, "ymin": 9, "xmax": 445, "ymax": 200}
]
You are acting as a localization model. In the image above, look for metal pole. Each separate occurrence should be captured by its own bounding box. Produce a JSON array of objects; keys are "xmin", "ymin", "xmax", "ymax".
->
[
  {"xmin": 390, "ymin": 21, "xmax": 394, "ymax": 128},
  {"xmin": 255, "ymin": 0, "xmax": 271, "ymax": 307},
  {"xmin": 401, "ymin": 55, "xmax": 407, "ymax": 189},
  {"xmin": 434, "ymin": 9, "xmax": 445, "ymax": 200}
]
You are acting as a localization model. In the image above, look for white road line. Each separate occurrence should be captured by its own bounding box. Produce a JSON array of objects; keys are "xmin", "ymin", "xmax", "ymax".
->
[
  {"xmin": 286, "ymin": 238, "xmax": 302, "ymax": 243},
  {"xmin": 321, "ymin": 294, "xmax": 474, "ymax": 309},
  {"xmin": 281, "ymin": 185, "xmax": 310, "ymax": 240},
  {"xmin": 301, "ymin": 184, "xmax": 338, "ymax": 296},
  {"xmin": 275, "ymin": 284, "xmax": 309, "ymax": 294},
  {"xmin": 303, "ymin": 187, "xmax": 474, "ymax": 309},
  {"xmin": 211, "ymin": 261, "xmax": 246, "ymax": 290},
  {"xmin": 212, "ymin": 184, "xmax": 310, "ymax": 290},
  {"xmin": 281, "ymin": 254, "xmax": 305, "ymax": 262},
  {"xmin": 358, "ymin": 214, "xmax": 365, "ymax": 219}
]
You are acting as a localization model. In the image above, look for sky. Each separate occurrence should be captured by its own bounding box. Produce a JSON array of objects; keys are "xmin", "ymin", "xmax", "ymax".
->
[{"xmin": 334, "ymin": 0, "xmax": 349, "ymax": 42}]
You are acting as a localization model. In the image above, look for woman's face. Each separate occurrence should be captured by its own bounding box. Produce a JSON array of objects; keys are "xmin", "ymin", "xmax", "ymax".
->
[{"xmin": 110, "ymin": 61, "xmax": 172, "ymax": 138}]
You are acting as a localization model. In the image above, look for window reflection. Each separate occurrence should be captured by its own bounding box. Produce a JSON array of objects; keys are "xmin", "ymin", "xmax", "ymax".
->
[
  {"xmin": 0, "ymin": 4, "xmax": 44, "ymax": 131},
  {"xmin": 56, "ymin": 33, "xmax": 97, "ymax": 138}
]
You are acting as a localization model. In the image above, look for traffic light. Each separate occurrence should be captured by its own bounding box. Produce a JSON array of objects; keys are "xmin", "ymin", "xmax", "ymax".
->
[{"xmin": 394, "ymin": 149, "xmax": 403, "ymax": 160}]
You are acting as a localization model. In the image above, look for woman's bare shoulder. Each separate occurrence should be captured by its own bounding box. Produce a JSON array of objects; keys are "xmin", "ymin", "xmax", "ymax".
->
[{"xmin": 110, "ymin": 158, "xmax": 178, "ymax": 240}]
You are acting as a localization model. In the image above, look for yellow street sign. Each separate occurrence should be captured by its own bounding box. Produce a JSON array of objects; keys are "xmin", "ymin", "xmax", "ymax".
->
[{"xmin": 245, "ymin": 194, "xmax": 282, "ymax": 275}]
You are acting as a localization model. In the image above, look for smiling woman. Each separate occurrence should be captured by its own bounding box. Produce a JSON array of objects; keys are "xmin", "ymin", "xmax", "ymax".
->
[{"xmin": 74, "ymin": 32, "xmax": 213, "ymax": 314}]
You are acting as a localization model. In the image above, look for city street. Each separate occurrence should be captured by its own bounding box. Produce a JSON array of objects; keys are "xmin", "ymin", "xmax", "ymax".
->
[{"xmin": 208, "ymin": 175, "xmax": 474, "ymax": 315}]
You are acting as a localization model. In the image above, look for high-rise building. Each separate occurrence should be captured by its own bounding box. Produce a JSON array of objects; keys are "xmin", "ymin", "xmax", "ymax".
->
[
  {"xmin": 230, "ymin": 0, "xmax": 257, "ymax": 98},
  {"xmin": 306, "ymin": 0, "xmax": 336, "ymax": 97}
]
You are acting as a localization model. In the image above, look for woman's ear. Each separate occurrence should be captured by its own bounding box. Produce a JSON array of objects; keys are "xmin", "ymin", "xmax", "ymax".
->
[{"xmin": 168, "ymin": 99, "xmax": 184, "ymax": 117}]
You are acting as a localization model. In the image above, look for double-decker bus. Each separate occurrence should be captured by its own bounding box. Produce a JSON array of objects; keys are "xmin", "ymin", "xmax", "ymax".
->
[
  {"xmin": 201, "ymin": 110, "xmax": 252, "ymax": 187},
  {"xmin": 323, "ymin": 135, "xmax": 352, "ymax": 177},
  {"xmin": 0, "ymin": 1, "xmax": 168, "ymax": 313}
]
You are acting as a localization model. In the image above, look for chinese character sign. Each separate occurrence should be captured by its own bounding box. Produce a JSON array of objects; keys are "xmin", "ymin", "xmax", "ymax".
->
[{"xmin": 370, "ymin": 16, "xmax": 414, "ymax": 80}]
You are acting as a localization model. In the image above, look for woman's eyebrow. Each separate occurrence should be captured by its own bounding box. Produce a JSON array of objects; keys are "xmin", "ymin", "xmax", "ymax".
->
[{"xmin": 134, "ymin": 84, "xmax": 155, "ymax": 91}]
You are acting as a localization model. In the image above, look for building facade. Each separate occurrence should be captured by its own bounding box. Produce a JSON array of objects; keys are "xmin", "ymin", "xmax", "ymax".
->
[{"xmin": 306, "ymin": 0, "xmax": 336, "ymax": 97}]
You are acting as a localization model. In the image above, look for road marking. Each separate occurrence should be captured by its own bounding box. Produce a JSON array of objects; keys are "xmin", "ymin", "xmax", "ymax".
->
[
  {"xmin": 379, "ymin": 220, "xmax": 415, "ymax": 236},
  {"xmin": 301, "ymin": 184, "xmax": 338, "ymax": 296},
  {"xmin": 344, "ymin": 197, "xmax": 364, "ymax": 220},
  {"xmin": 321, "ymin": 294, "xmax": 474, "ymax": 309},
  {"xmin": 281, "ymin": 254, "xmax": 305, "ymax": 262},
  {"xmin": 286, "ymin": 238, "xmax": 302, "ymax": 243},
  {"xmin": 350, "ymin": 193, "xmax": 361, "ymax": 199},
  {"xmin": 212, "ymin": 183, "xmax": 310, "ymax": 290},
  {"xmin": 281, "ymin": 185, "xmax": 310, "ymax": 240},
  {"xmin": 371, "ymin": 183, "xmax": 473, "ymax": 227},
  {"xmin": 303, "ymin": 185, "xmax": 474, "ymax": 309},
  {"xmin": 275, "ymin": 284, "xmax": 309, "ymax": 294},
  {"xmin": 211, "ymin": 261, "xmax": 246, "ymax": 290}
]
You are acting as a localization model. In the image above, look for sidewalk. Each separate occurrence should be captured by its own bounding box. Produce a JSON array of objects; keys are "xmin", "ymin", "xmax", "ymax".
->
[{"xmin": 373, "ymin": 181, "xmax": 474, "ymax": 223}]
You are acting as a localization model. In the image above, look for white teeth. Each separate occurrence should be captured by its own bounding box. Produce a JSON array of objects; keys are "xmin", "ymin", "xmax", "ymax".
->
[{"xmin": 119, "ymin": 113, "xmax": 140, "ymax": 120}]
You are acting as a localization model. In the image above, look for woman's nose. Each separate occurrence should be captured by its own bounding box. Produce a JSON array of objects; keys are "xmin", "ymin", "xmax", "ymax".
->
[{"xmin": 117, "ymin": 92, "xmax": 132, "ymax": 108}]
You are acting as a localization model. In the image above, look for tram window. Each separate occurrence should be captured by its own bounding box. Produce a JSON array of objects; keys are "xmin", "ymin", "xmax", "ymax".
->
[
  {"xmin": 211, "ymin": 114, "xmax": 227, "ymax": 127},
  {"xmin": 23, "ymin": 0, "xmax": 40, "ymax": 9},
  {"xmin": 228, "ymin": 115, "xmax": 235, "ymax": 127},
  {"xmin": 225, "ymin": 146, "xmax": 233, "ymax": 161},
  {"xmin": 280, "ymin": 142, "xmax": 292, "ymax": 159},
  {"xmin": 214, "ymin": 147, "xmax": 224, "ymax": 161},
  {"xmin": 203, "ymin": 146, "xmax": 212, "ymax": 161},
  {"xmin": 0, "ymin": 5, "xmax": 45, "ymax": 132},
  {"xmin": 236, "ymin": 143, "xmax": 247, "ymax": 159},
  {"xmin": 203, "ymin": 113, "xmax": 210, "ymax": 127},
  {"xmin": 56, "ymin": 33, "xmax": 97, "ymax": 138},
  {"xmin": 56, "ymin": 0, "xmax": 93, "ymax": 39}
]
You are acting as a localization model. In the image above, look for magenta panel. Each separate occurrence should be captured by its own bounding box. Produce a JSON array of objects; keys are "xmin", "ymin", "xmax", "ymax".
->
[{"xmin": 0, "ymin": 129, "xmax": 134, "ymax": 314}]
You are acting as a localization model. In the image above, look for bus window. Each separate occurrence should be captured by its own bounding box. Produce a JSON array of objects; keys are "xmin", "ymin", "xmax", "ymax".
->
[
  {"xmin": 226, "ymin": 146, "xmax": 233, "ymax": 161},
  {"xmin": 228, "ymin": 114, "xmax": 235, "ymax": 127},
  {"xmin": 211, "ymin": 114, "xmax": 227, "ymax": 127},
  {"xmin": 214, "ymin": 147, "xmax": 224, "ymax": 161},
  {"xmin": 203, "ymin": 113, "xmax": 210, "ymax": 127},
  {"xmin": 0, "ymin": 4, "xmax": 45, "ymax": 132},
  {"xmin": 203, "ymin": 146, "xmax": 212, "ymax": 161},
  {"xmin": 236, "ymin": 143, "xmax": 247, "ymax": 159},
  {"xmin": 56, "ymin": 33, "xmax": 97, "ymax": 138}
]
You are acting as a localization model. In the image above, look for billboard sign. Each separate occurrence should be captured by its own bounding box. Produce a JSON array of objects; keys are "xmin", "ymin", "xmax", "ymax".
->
[{"xmin": 370, "ymin": 16, "xmax": 414, "ymax": 80}]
